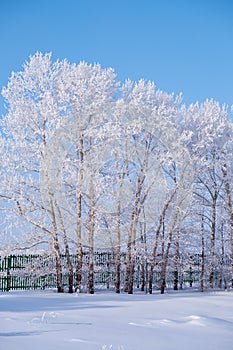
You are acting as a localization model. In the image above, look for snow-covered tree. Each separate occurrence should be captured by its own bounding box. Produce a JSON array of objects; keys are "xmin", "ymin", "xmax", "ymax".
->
[
  {"xmin": 2, "ymin": 52, "xmax": 233, "ymax": 295},
  {"xmin": 180, "ymin": 99, "xmax": 230, "ymax": 290},
  {"xmin": 1, "ymin": 53, "xmax": 118, "ymax": 293}
]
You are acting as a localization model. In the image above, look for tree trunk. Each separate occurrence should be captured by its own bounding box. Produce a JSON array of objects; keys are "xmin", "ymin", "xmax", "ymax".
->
[
  {"xmin": 128, "ymin": 236, "xmax": 136, "ymax": 294},
  {"xmin": 200, "ymin": 218, "xmax": 205, "ymax": 292},
  {"xmin": 209, "ymin": 193, "xmax": 217, "ymax": 288},
  {"xmin": 55, "ymin": 200, "xmax": 74, "ymax": 293},
  {"xmin": 48, "ymin": 195, "xmax": 64, "ymax": 293},
  {"xmin": 173, "ymin": 235, "xmax": 179, "ymax": 291},
  {"xmin": 53, "ymin": 233, "xmax": 64, "ymax": 293},
  {"xmin": 60, "ymin": 226, "xmax": 74, "ymax": 294},
  {"xmin": 160, "ymin": 262, "xmax": 166, "ymax": 295},
  {"xmin": 88, "ymin": 200, "xmax": 95, "ymax": 294},
  {"xmin": 76, "ymin": 137, "xmax": 84, "ymax": 292},
  {"xmin": 149, "ymin": 228, "xmax": 161, "ymax": 294},
  {"xmin": 124, "ymin": 236, "xmax": 132, "ymax": 293},
  {"xmin": 141, "ymin": 257, "xmax": 145, "ymax": 292},
  {"xmin": 160, "ymin": 230, "xmax": 173, "ymax": 294},
  {"xmin": 124, "ymin": 204, "xmax": 136, "ymax": 293},
  {"xmin": 76, "ymin": 241, "xmax": 83, "ymax": 292},
  {"xmin": 140, "ymin": 220, "xmax": 147, "ymax": 292},
  {"xmin": 115, "ymin": 199, "xmax": 121, "ymax": 293},
  {"xmin": 124, "ymin": 197, "xmax": 138, "ymax": 294},
  {"xmin": 115, "ymin": 247, "xmax": 121, "ymax": 294},
  {"xmin": 76, "ymin": 192, "xmax": 83, "ymax": 292},
  {"xmin": 219, "ymin": 223, "xmax": 225, "ymax": 289}
]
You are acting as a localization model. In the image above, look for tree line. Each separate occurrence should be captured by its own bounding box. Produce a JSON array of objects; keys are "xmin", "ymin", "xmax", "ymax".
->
[{"xmin": 0, "ymin": 52, "xmax": 233, "ymax": 294}]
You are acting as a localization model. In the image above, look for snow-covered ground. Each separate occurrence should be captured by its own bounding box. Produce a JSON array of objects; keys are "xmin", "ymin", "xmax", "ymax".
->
[{"xmin": 0, "ymin": 289, "xmax": 233, "ymax": 350}]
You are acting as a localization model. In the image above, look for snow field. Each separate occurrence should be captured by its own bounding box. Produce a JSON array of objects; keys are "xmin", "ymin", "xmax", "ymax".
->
[{"xmin": 0, "ymin": 289, "xmax": 233, "ymax": 350}]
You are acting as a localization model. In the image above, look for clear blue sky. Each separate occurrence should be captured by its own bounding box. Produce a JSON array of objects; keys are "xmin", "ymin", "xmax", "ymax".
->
[{"xmin": 0, "ymin": 0, "xmax": 233, "ymax": 116}]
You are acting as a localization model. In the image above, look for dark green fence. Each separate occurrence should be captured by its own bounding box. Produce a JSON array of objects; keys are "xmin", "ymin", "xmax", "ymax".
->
[{"xmin": 0, "ymin": 253, "xmax": 230, "ymax": 292}]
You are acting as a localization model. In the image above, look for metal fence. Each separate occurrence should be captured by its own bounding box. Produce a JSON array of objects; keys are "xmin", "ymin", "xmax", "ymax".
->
[{"xmin": 0, "ymin": 253, "xmax": 230, "ymax": 292}]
